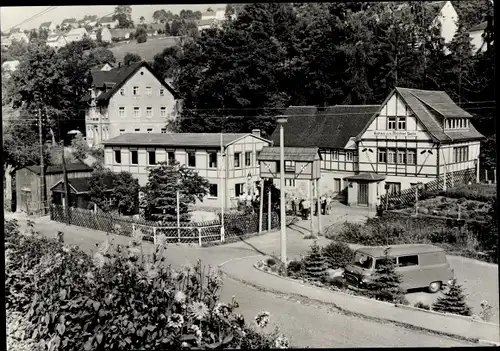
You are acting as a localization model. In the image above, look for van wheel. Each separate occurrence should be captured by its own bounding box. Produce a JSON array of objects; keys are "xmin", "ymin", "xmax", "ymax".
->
[{"xmin": 428, "ymin": 281, "xmax": 441, "ymax": 293}]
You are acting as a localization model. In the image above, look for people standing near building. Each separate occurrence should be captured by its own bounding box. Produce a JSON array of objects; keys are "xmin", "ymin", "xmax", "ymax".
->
[
  {"xmin": 320, "ymin": 194, "xmax": 327, "ymax": 215},
  {"xmin": 302, "ymin": 198, "xmax": 311, "ymax": 219},
  {"xmin": 326, "ymin": 194, "xmax": 332, "ymax": 215},
  {"xmin": 291, "ymin": 195, "xmax": 297, "ymax": 215}
]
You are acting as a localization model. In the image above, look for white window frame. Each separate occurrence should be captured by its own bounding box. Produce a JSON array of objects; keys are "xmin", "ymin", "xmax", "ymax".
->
[
  {"xmin": 406, "ymin": 149, "xmax": 416, "ymax": 165},
  {"xmin": 146, "ymin": 106, "xmax": 153, "ymax": 118},
  {"xmin": 245, "ymin": 151, "xmax": 252, "ymax": 167},
  {"xmin": 161, "ymin": 128, "xmax": 167, "ymax": 134},
  {"xmin": 208, "ymin": 151, "xmax": 218, "ymax": 168},
  {"xmin": 133, "ymin": 86, "xmax": 139, "ymax": 96},
  {"xmin": 346, "ymin": 152, "xmax": 353, "ymax": 161},
  {"xmin": 160, "ymin": 88, "xmax": 165, "ymax": 96},
  {"xmin": 388, "ymin": 117, "xmax": 397, "ymax": 130},
  {"xmin": 134, "ymin": 107, "xmax": 140, "ymax": 118},
  {"xmin": 160, "ymin": 106, "xmax": 167, "ymax": 117},
  {"xmin": 119, "ymin": 107, "xmax": 125, "ymax": 118},
  {"xmin": 332, "ymin": 150, "xmax": 339, "ymax": 161},
  {"xmin": 146, "ymin": 86, "xmax": 152, "ymax": 96},
  {"xmin": 234, "ymin": 152, "xmax": 241, "ymax": 168},
  {"xmin": 397, "ymin": 117, "xmax": 406, "ymax": 130}
]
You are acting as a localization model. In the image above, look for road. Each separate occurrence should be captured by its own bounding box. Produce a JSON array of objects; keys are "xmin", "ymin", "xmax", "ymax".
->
[{"xmin": 4, "ymin": 213, "xmax": 481, "ymax": 347}]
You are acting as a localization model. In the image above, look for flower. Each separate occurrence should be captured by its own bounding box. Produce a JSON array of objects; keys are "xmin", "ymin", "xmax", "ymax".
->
[
  {"xmin": 190, "ymin": 324, "xmax": 202, "ymax": 341},
  {"xmin": 274, "ymin": 335, "xmax": 290, "ymax": 349},
  {"xmin": 234, "ymin": 313, "xmax": 245, "ymax": 328},
  {"xmin": 97, "ymin": 239, "xmax": 111, "ymax": 254},
  {"xmin": 167, "ymin": 313, "xmax": 184, "ymax": 329},
  {"xmin": 254, "ymin": 311, "xmax": 270, "ymax": 328},
  {"xmin": 175, "ymin": 291, "xmax": 187, "ymax": 304},
  {"xmin": 188, "ymin": 301, "xmax": 209, "ymax": 321},
  {"xmin": 213, "ymin": 302, "xmax": 231, "ymax": 318},
  {"xmin": 93, "ymin": 252, "xmax": 106, "ymax": 268}
]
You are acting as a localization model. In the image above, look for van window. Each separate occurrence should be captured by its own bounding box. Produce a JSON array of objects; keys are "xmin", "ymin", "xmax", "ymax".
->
[
  {"xmin": 398, "ymin": 255, "xmax": 419, "ymax": 267},
  {"xmin": 354, "ymin": 252, "xmax": 374, "ymax": 270},
  {"xmin": 374, "ymin": 257, "xmax": 397, "ymax": 269}
]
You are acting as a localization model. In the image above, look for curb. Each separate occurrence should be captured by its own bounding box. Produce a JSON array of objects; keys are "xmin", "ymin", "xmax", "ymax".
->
[
  {"xmin": 479, "ymin": 340, "xmax": 500, "ymax": 346},
  {"xmin": 218, "ymin": 255, "xmax": 495, "ymax": 344}
]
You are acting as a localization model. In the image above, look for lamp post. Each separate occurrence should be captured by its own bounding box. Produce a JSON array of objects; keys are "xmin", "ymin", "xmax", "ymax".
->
[{"xmin": 276, "ymin": 115, "xmax": 288, "ymax": 265}]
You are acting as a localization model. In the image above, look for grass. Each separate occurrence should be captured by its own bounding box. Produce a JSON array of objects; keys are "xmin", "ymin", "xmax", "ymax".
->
[{"xmin": 110, "ymin": 36, "xmax": 181, "ymax": 63}]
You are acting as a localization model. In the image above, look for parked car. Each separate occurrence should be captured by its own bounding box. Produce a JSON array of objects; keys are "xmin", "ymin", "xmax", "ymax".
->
[{"xmin": 344, "ymin": 244, "xmax": 454, "ymax": 293}]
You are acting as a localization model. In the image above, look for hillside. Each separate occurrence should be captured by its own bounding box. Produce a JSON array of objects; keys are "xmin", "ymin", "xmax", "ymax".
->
[{"xmin": 109, "ymin": 36, "xmax": 182, "ymax": 63}]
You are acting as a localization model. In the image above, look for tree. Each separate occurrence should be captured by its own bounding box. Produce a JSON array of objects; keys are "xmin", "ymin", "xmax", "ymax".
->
[
  {"xmin": 6, "ymin": 39, "xmax": 29, "ymax": 61},
  {"xmin": 135, "ymin": 27, "xmax": 147, "ymax": 43},
  {"xmin": 152, "ymin": 45, "xmax": 183, "ymax": 82},
  {"xmin": 170, "ymin": 19, "xmax": 183, "ymax": 36},
  {"xmin": 113, "ymin": 171, "xmax": 140, "ymax": 215},
  {"xmin": 164, "ymin": 22, "xmax": 171, "ymax": 35},
  {"xmin": 142, "ymin": 161, "xmax": 209, "ymax": 222},
  {"xmin": 139, "ymin": 16, "xmax": 145, "ymax": 24},
  {"xmin": 113, "ymin": 5, "xmax": 134, "ymax": 28},
  {"xmin": 303, "ymin": 242, "xmax": 327, "ymax": 281},
  {"xmin": 88, "ymin": 164, "xmax": 113, "ymax": 212},
  {"xmin": 153, "ymin": 9, "xmax": 169, "ymax": 23},
  {"xmin": 90, "ymin": 47, "xmax": 116, "ymax": 65},
  {"xmin": 432, "ymin": 278, "xmax": 472, "ymax": 316},
  {"xmin": 69, "ymin": 133, "xmax": 89, "ymax": 162},
  {"xmin": 28, "ymin": 29, "xmax": 38, "ymax": 41},
  {"xmin": 124, "ymin": 52, "xmax": 142, "ymax": 65},
  {"xmin": 366, "ymin": 247, "xmax": 405, "ymax": 303},
  {"xmin": 322, "ymin": 242, "xmax": 354, "ymax": 270}
]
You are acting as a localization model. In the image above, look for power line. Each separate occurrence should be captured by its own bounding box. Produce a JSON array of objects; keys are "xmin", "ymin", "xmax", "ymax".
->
[{"xmin": 5, "ymin": 7, "xmax": 57, "ymax": 32}]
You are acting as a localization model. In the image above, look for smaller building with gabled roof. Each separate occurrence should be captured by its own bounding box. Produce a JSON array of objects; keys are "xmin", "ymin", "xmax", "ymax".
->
[{"xmin": 102, "ymin": 130, "xmax": 271, "ymax": 209}]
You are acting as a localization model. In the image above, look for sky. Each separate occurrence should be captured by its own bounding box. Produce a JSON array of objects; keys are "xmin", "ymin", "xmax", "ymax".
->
[{"xmin": 0, "ymin": 4, "xmax": 227, "ymax": 32}]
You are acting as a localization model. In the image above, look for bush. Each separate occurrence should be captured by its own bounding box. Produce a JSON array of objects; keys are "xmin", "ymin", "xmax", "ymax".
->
[
  {"xmin": 5, "ymin": 220, "xmax": 289, "ymax": 350},
  {"xmin": 414, "ymin": 301, "xmax": 430, "ymax": 310},
  {"xmin": 303, "ymin": 242, "xmax": 327, "ymax": 281},
  {"xmin": 286, "ymin": 260, "xmax": 304, "ymax": 278},
  {"xmin": 322, "ymin": 242, "xmax": 354, "ymax": 269},
  {"xmin": 432, "ymin": 278, "xmax": 472, "ymax": 316},
  {"xmin": 266, "ymin": 257, "xmax": 276, "ymax": 266}
]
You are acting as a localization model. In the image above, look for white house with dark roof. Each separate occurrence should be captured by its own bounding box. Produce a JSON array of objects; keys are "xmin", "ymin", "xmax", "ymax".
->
[
  {"xmin": 467, "ymin": 20, "xmax": 494, "ymax": 54},
  {"xmin": 39, "ymin": 21, "xmax": 57, "ymax": 32},
  {"xmin": 46, "ymin": 34, "xmax": 67, "ymax": 50},
  {"xmin": 65, "ymin": 27, "xmax": 88, "ymax": 43},
  {"xmin": 98, "ymin": 16, "xmax": 119, "ymax": 29},
  {"xmin": 61, "ymin": 18, "xmax": 78, "ymax": 29},
  {"xmin": 81, "ymin": 61, "xmax": 180, "ymax": 147},
  {"xmin": 102, "ymin": 131, "xmax": 271, "ymax": 209}
]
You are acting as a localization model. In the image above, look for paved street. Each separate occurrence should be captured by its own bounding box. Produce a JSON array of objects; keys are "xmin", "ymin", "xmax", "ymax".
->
[{"xmin": 5, "ymin": 211, "xmax": 493, "ymax": 346}]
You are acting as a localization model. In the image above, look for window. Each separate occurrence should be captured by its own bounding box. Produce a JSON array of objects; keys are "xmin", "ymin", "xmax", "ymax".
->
[
  {"xmin": 147, "ymin": 128, "xmax": 153, "ymax": 133},
  {"xmin": 133, "ymin": 86, "xmax": 139, "ymax": 95},
  {"xmin": 146, "ymin": 107, "xmax": 152, "ymax": 117},
  {"xmin": 332, "ymin": 150, "xmax": 339, "ymax": 160},
  {"xmin": 120, "ymin": 88, "xmax": 125, "ymax": 96},
  {"xmin": 188, "ymin": 151, "xmax": 196, "ymax": 167},
  {"xmin": 234, "ymin": 152, "xmax": 241, "ymax": 168},
  {"xmin": 235, "ymin": 183, "xmax": 245, "ymax": 197},
  {"xmin": 208, "ymin": 152, "xmax": 217, "ymax": 168},
  {"xmin": 397, "ymin": 117, "xmax": 406, "ymax": 130},
  {"xmin": 386, "ymin": 182, "xmax": 401, "ymax": 194},
  {"xmin": 453, "ymin": 146, "xmax": 468, "ymax": 162},
  {"xmin": 119, "ymin": 129, "xmax": 125, "ymax": 135},
  {"xmin": 160, "ymin": 106, "xmax": 167, "ymax": 117},
  {"xmin": 245, "ymin": 151, "xmax": 252, "ymax": 166},
  {"xmin": 378, "ymin": 148, "xmax": 387, "ymax": 163},
  {"xmin": 407, "ymin": 149, "xmax": 416, "ymax": 165},
  {"xmin": 397, "ymin": 149, "xmax": 405, "ymax": 164},
  {"xmin": 276, "ymin": 161, "xmax": 280, "ymax": 173},
  {"xmin": 398, "ymin": 255, "xmax": 419, "ymax": 267},
  {"xmin": 458, "ymin": 119, "xmax": 463, "ymax": 128},
  {"xmin": 346, "ymin": 152, "xmax": 353, "ymax": 161},
  {"xmin": 375, "ymin": 257, "xmax": 397, "ymax": 269},
  {"xmin": 148, "ymin": 151, "xmax": 156, "ymax": 165},
  {"xmin": 160, "ymin": 88, "xmax": 165, "ymax": 96},
  {"xmin": 387, "ymin": 149, "xmax": 396, "ymax": 163},
  {"xmin": 134, "ymin": 128, "xmax": 140, "ymax": 132},
  {"xmin": 146, "ymin": 86, "xmax": 152, "ymax": 96},
  {"xmin": 114, "ymin": 150, "xmax": 121, "ymax": 163},
  {"xmin": 464, "ymin": 119, "xmax": 469, "ymax": 128},
  {"xmin": 209, "ymin": 184, "xmax": 218, "ymax": 198},
  {"xmin": 285, "ymin": 179, "xmax": 295, "ymax": 187},
  {"xmin": 334, "ymin": 178, "xmax": 342, "ymax": 192},
  {"xmin": 131, "ymin": 150, "xmax": 138, "ymax": 165},
  {"xmin": 284, "ymin": 160, "xmax": 295, "ymax": 173},
  {"xmin": 119, "ymin": 107, "xmax": 125, "ymax": 117},
  {"xmin": 388, "ymin": 117, "xmax": 397, "ymax": 130},
  {"xmin": 134, "ymin": 107, "xmax": 140, "ymax": 118},
  {"xmin": 161, "ymin": 128, "xmax": 167, "ymax": 134},
  {"xmin": 167, "ymin": 152, "xmax": 175, "ymax": 164}
]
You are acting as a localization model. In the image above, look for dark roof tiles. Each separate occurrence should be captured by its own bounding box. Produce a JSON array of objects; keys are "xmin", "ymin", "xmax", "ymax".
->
[{"xmin": 26, "ymin": 163, "xmax": 93, "ymax": 175}]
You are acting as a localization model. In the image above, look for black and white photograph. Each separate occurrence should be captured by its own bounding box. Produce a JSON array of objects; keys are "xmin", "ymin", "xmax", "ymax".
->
[{"xmin": 2, "ymin": 1, "xmax": 498, "ymax": 349}]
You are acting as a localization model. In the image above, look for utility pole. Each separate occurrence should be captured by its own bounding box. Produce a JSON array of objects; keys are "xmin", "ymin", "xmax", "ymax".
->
[
  {"xmin": 57, "ymin": 112, "xmax": 71, "ymax": 224},
  {"xmin": 220, "ymin": 131, "xmax": 225, "ymax": 242},
  {"xmin": 38, "ymin": 108, "xmax": 46, "ymax": 216}
]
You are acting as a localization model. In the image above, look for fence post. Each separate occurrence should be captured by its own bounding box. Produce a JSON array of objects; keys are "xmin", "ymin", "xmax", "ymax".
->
[
  {"xmin": 198, "ymin": 227, "xmax": 202, "ymax": 247},
  {"xmin": 153, "ymin": 227, "xmax": 157, "ymax": 244}
]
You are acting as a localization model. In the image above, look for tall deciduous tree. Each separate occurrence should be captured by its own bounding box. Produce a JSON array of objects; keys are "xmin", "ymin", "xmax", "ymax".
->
[
  {"xmin": 152, "ymin": 45, "xmax": 183, "ymax": 83},
  {"xmin": 114, "ymin": 5, "xmax": 134, "ymax": 28},
  {"xmin": 142, "ymin": 161, "xmax": 209, "ymax": 222},
  {"xmin": 113, "ymin": 171, "xmax": 140, "ymax": 215},
  {"xmin": 124, "ymin": 52, "xmax": 142, "ymax": 65},
  {"xmin": 88, "ymin": 164, "xmax": 113, "ymax": 212}
]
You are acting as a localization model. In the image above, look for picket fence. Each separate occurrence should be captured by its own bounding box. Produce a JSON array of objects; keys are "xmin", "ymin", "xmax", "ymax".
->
[
  {"xmin": 50, "ymin": 205, "xmax": 280, "ymax": 245},
  {"xmin": 380, "ymin": 169, "xmax": 476, "ymax": 210}
]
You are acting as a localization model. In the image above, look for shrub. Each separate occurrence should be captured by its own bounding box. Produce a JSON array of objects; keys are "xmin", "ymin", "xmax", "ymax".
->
[
  {"xmin": 322, "ymin": 242, "xmax": 354, "ymax": 269},
  {"xmin": 479, "ymin": 300, "xmax": 493, "ymax": 322},
  {"xmin": 329, "ymin": 276, "xmax": 347, "ymax": 290},
  {"xmin": 431, "ymin": 278, "xmax": 472, "ymax": 316},
  {"xmin": 414, "ymin": 301, "xmax": 430, "ymax": 310},
  {"xmin": 5, "ymin": 220, "xmax": 289, "ymax": 350},
  {"xmin": 365, "ymin": 247, "xmax": 406, "ymax": 304},
  {"xmin": 303, "ymin": 242, "xmax": 327, "ymax": 281},
  {"xmin": 286, "ymin": 260, "xmax": 304, "ymax": 278},
  {"xmin": 266, "ymin": 257, "xmax": 276, "ymax": 266}
]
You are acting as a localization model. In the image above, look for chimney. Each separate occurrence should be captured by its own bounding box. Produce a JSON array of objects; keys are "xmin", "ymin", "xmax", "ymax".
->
[{"xmin": 252, "ymin": 129, "xmax": 261, "ymax": 137}]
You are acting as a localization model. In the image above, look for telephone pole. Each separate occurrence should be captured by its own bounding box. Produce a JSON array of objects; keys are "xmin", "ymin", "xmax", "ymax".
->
[
  {"xmin": 38, "ymin": 109, "xmax": 46, "ymax": 216},
  {"xmin": 56, "ymin": 111, "xmax": 71, "ymax": 224}
]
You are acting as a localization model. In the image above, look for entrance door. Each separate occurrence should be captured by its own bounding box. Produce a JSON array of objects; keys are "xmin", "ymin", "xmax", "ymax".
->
[
  {"xmin": 358, "ymin": 182, "xmax": 368, "ymax": 206},
  {"xmin": 20, "ymin": 189, "xmax": 32, "ymax": 214}
]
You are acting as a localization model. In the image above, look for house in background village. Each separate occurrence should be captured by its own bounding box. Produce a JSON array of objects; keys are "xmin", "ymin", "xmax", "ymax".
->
[
  {"xmin": 2, "ymin": 60, "xmax": 20, "ymax": 77},
  {"xmin": 92, "ymin": 61, "xmax": 114, "ymax": 71},
  {"xmin": 65, "ymin": 27, "xmax": 88, "ymax": 43},
  {"xmin": 146, "ymin": 23, "xmax": 165, "ymax": 37},
  {"xmin": 197, "ymin": 19, "xmax": 219, "ymax": 32},
  {"xmin": 5, "ymin": 31, "xmax": 30, "ymax": 46},
  {"xmin": 39, "ymin": 21, "xmax": 57, "ymax": 33},
  {"xmin": 46, "ymin": 33, "xmax": 67, "ymax": 50},
  {"xmin": 102, "ymin": 131, "xmax": 271, "ymax": 209},
  {"xmin": 273, "ymin": 88, "xmax": 483, "ymax": 208},
  {"xmin": 98, "ymin": 16, "xmax": 119, "ymax": 29},
  {"xmin": 201, "ymin": 8, "xmax": 227, "ymax": 21},
  {"xmin": 429, "ymin": 1, "xmax": 459, "ymax": 44},
  {"xmin": 81, "ymin": 61, "xmax": 180, "ymax": 147},
  {"xmin": 467, "ymin": 20, "xmax": 494, "ymax": 54},
  {"xmin": 51, "ymin": 175, "xmax": 114, "ymax": 210},
  {"xmin": 61, "ymin": 18, "xmax": 78, "ymax": 30}
]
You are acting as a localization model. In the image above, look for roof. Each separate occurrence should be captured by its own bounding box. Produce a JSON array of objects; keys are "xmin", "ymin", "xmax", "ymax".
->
[
  {"xmin": 344, "ymin": 173, "xmax": 386, "ymax": 182},
  {"xmin": 84, "ymin": 61, "xmax": 179, "ymax": 102},
  {"xmin": 25, "ymin": 163, "xmax": 93, "ymax": 175},
  {"xmin": 468, "ymin": 21, "xmax": 488, "ymax": 32},
  {"xmin": 66, "ymin": 28, "xmax": 87, "ymax": 37},
  {"xmin": 109, "ymin": 28, "xmax": 131, "ymax": 38},
  {"xmin": 99, "ymin": 16, "xmax": 116, "ymax": 23},
  {"xmin": 102, "ymin": 133, "xmax": 268, "ymax": 148},
  {"xmin": 92, "ymin": 62, "xmax": 114, "ymax": 71},
  {"xmin": 356, "ymin": 244, "xmax": 444, "ymax": 258},
  {"xmin": 40, "ymin": 21, "xmax": 52, "ymax": 27},
  {"xmin": 257, "ymin": 147, "xmax": 320, "ymax": 162},
  {"xmin": 51, "ymin": 175, "xmax": 114, "ymax": 193},
  {"xmin": 271, "ymin": 105, "xmax": 379, "ymax": 149},
  {"xmin": 197, "ymin": 19, "xmax": 218, "ymax": 26},
  {"xmin": 61, "ymin": 18, "xmax": 77, "ymax": 24}
]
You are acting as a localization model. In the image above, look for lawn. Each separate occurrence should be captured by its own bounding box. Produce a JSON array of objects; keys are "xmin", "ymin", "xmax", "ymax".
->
[{"xmin": 110, "ymin": 36, "xmax": 182, "ymax": 63}]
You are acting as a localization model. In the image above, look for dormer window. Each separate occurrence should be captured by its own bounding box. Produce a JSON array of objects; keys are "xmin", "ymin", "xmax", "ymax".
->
[
  {"xmin": 133, "ymin": 86, "xmax": 139, "ymax": 96},
  {"xmin": 445, "ymin": 118, "xmax": 469, "ymax": 130}
]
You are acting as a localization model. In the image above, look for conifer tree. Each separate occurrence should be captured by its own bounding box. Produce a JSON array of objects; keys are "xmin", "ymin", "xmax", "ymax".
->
[
  {"xmin": 303, "ymin": 242, "xmax": 327, "ymax": 281},
  {"xmin": 366, "ymin": 247, "xmax": 405, "ymax": 303},
  {"xmin": 432, "ymin": 278, "xmax": 472, "ymax": 316}
]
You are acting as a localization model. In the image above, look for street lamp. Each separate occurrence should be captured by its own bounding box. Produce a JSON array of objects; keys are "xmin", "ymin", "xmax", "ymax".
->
[{"xmin": 276, "ymin": 115, "xmax": 288, "ymax": 265}]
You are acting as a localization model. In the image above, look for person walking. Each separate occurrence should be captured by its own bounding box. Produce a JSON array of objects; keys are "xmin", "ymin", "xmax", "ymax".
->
[
  {"xmin": 320, "ymin": 194, "xmax": 327, "ymax": 215},
  {"xmin": 326, "ymin": 194, "xmax": 332, "ymax": 215},
  {"xmin": 302, "ymin": 198, "xmax": 311, "ymax": 219}
]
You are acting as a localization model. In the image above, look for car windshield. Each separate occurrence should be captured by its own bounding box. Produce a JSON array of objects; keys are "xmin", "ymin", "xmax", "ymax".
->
[{"xmin": 353, "ymin": 252, "xmax": 374, "ymax": 270}]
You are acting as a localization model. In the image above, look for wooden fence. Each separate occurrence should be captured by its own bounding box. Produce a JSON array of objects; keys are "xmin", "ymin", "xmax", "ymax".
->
[
  {"xmin": 50, "ymin": 205, "xmax": 280, "ymax": 245},
  {"xmin": 380, "ymin": 169, "xmax": 476, "ymax": 210}
]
